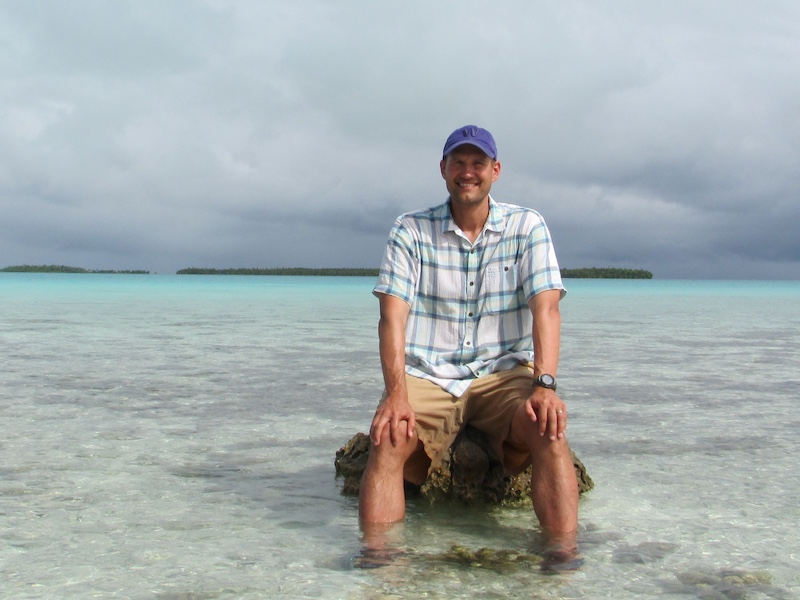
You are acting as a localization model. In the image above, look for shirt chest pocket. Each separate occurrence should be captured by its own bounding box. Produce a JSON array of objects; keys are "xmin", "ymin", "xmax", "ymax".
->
[{"xmin": 479, "ymin": 264, "xmax": 520, "ymax": 315}]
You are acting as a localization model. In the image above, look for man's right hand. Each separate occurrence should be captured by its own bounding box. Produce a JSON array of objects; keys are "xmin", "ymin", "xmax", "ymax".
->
[{"xmin": 369, "ymin": 393, "xmax": 417, "ymax": 447}]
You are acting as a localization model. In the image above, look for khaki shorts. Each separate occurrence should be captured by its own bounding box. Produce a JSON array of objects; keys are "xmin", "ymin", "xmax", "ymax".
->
[{"xmin": 401, "ymin": 364, "xmax": 535, "ymax": 477}]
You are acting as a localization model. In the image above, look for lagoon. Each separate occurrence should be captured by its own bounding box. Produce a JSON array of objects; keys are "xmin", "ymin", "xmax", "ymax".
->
[{"xmin": 1, "ymin": 274, "xmax": 798, "ymax": 598}]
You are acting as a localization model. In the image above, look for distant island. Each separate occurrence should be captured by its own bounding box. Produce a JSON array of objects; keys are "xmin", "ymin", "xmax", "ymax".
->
[
  {"xmin": 176, "ymin": 267, "xmax": 380, "ymax": 276},
  {"xmin": 2, "ymin": 265, "xmax": 653, "ymax": 279},
  {"xmin": 560, "ymin": 267, "xmax": 652, "ymax": 279},
  {"xmin": 177, "ymin": 267, "xmax": 653, "ymax": 279},
  {"xmin": 0, "ymin": 265, "xmax": 150, "ymax": 274}
]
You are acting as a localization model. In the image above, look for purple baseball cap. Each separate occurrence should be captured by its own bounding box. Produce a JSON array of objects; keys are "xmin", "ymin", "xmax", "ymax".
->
[{"xmin": 442, "ymin": 125, "xmax": 498, "ymax": 159}]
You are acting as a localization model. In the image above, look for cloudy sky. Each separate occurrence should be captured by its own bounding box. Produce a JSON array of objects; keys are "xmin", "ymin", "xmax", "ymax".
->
[{"xmin": 1, "ymin": 1, "xmax": 798, "ymax": 279}]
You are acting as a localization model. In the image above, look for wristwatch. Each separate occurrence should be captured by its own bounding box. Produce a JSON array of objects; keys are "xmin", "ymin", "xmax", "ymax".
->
[{"xmin": 533, "ymin": 373, "xmax": 557, "ymax": 391}]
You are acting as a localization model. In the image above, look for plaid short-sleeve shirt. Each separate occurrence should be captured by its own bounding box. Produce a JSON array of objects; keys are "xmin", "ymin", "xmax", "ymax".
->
[{"xmin": 373, "ymin": 197, "xmax": 565, "ymax": 397}]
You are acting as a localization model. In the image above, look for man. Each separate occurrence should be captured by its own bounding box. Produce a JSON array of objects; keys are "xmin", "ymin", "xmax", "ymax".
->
[{"xmin": 359, "ymin": 125, "xmax": 578, "ymax": 554}]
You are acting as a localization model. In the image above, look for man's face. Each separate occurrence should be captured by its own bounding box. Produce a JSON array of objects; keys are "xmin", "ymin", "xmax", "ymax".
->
[{"xmin": 440, "ymin": 145, "xmax": 501, "ymax": 208}]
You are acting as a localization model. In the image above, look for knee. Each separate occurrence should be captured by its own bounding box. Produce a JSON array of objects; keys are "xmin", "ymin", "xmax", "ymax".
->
[
  {"xmin": 368, "ymin": 422, "xmax": 419, "ymax": 465},
  {"xmin": 526, "ymin": 427, "xmax": 571, "ymax": 458}
]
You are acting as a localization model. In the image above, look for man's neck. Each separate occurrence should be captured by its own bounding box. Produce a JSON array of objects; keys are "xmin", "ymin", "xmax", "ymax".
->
[{"xmin": 450, "ymin": 197, "xmax": 490, "ymax": 243}]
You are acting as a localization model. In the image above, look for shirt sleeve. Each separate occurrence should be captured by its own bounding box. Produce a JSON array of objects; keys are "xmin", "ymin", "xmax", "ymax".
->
[
  {"xmin": 519, "ymin": 213, "xmax": 566, "ymax": 301},
  {"xmin": 373, "ymin": 217, "xmax": 419, "ymax": 305}
]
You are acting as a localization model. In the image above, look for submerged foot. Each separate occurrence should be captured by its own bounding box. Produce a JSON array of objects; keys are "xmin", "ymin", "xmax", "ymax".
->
[
  {"xmin": 536, "ymin": 529, "xmax": 583, "ymax": 574},
  {"xmin": 356, "ymin": 520, "xmax": 409, "ymax": 569},
  {"xmin": 540, "ymin": 547, "xmax": 584, "ymax": 573},
  {"xmin": 352, "ymin": 547, "xmax": 408, "ymax": 569}
]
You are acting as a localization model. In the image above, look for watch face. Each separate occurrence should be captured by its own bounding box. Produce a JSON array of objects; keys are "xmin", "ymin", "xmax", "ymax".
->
[{"xmin": 539, "ymin": 374, "xmax": 555, "ymax": 387}]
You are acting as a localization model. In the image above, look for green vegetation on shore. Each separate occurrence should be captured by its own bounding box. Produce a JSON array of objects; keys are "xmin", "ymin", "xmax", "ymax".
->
[
  {"xmin": 177, "ymin": 266, "xmax": 653, "ymax": 278},
  {"xmin": 560, "ymin": 267, "xmax": 653, "ymax": 279},
  {"xmin": 176, "ymin": 267, "xmax": 380, "ymax": 276},
  {"xmin": 0, "ymin": 265, "xmax": 150, "ymax": 274},
  {"xmin": 2, "ymin": 265, "xmax": 652, "ymax": 279}
]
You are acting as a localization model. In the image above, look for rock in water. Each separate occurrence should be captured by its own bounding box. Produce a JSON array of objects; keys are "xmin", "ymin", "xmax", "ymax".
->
[{"xmin": 334, "ymin": 425, "xmax": 593, "ymax": 506}]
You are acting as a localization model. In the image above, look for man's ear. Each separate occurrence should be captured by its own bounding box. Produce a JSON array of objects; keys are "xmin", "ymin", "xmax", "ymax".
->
[
  {"xmin": 492, "ymin": 160, "xmax": 502, "ymax": 182},
  {"xmin": 440, "ymin": 159, "xmax": 446, "ymax": 179}
]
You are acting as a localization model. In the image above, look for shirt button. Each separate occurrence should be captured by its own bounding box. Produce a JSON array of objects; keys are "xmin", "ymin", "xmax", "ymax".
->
[
  {"xmin": 466, "ymin": 341, "xmax": 471, "ymax": 346},
  {"xmin": 469, "ymin": 281, "xmax": 474, "ymax": 286},
  {"xmin": 468, "ymin": 312, "xmax": 473, "ymax": 317}
]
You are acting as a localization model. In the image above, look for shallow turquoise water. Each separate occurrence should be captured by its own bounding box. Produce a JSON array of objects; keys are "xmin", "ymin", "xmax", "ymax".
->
[{"xmin": 1, "ymin": 274, "xmax": 798, "ymax": 598}]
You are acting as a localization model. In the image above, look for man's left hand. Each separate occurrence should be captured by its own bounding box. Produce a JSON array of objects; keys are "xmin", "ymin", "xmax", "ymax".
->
[{"xmin": 525, "ymin": 387, "xmax": 567, "ymax": 441}]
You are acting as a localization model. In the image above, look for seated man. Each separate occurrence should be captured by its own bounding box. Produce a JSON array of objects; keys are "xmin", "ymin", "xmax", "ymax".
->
[{"xmin": 359, "ymin": 125, "xmax": 579, "ymax": 554}]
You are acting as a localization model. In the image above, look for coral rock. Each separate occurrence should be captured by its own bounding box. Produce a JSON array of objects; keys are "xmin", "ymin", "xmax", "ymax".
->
[{"xmin": 335, "ymin": 425, "xmax": 593, "ymax": 506}]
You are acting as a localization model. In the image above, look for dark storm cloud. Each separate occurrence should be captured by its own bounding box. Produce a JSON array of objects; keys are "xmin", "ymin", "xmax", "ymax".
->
[{"xmin": 0, "ymin": 0, "xmax": 798, "ymax": 278}]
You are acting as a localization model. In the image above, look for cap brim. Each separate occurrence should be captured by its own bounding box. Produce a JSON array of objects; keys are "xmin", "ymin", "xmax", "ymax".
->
[{"xmin": 443, "ymin": 140, "xmax": 496, "ymax": 159}]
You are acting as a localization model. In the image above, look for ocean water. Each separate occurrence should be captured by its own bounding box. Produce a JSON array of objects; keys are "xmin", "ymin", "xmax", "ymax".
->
[{"xmin": 1, "ymin": 273, "xmax": 798, "ymax": 599}]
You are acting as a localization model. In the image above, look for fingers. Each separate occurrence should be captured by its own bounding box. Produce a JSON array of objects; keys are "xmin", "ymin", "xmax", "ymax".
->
[
  {"xmin": 369, "ymin": 413, "xmax": 386, "ymax": 446},
  {"xmin": 529, "ymin": 392, "xmax": 567, "ymax": 441},
  {"xmin": 406, "ymin": 412, "xmax": 417, "ymax": 438},
  {"xmin": 540, "ymin": 406, "xmax": 567, "ymax": 441},
  {"xmin": 389, "ymin": 416, "xmax": 401, "ymax": 447},
  {"xmin": 369, "ymin": 405, "xmax": 392, "ymax": 446},
  {"xmin": 526, "ymin": 399, "xmax": 538, "ymax": 423},
  {"xmin": 389, "ymin": 415, "xmax": 416, "ymax": 446},
  {"xmin": 547, "ymin": 406, "xmax": 567, "ymax": 441},
  {"xmin": 370, "ymin": 406, "xmax": 416, "ymax": 447}
]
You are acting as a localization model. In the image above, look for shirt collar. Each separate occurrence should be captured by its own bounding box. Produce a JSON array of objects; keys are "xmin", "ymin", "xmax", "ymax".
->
[
  {"xmin": 441, "ymin": 196, "xmax": 505, "ymax": 235},
  {"xmin": 485, "ymin": 197, "xmax": 505, "ymax": 233}
]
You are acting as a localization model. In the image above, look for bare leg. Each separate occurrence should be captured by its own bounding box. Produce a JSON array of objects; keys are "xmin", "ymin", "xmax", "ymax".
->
[
  {"xmin": 511, "ymin": 406, "xmax": 581, "ymax": 571},
  {"xmin": 509, "ymin": 403, "xmax": 579, "ymax": 541},
  {"xmin": 358, "ymin": 421, "xmax": 427, "ymax": 525},
  {"xmin": 357, "ymin": 422, "xmax": 428, "ymax": 567},
  {"xmin": 528, "ymin": 432, "xmax": 579, "ymax": 537}
]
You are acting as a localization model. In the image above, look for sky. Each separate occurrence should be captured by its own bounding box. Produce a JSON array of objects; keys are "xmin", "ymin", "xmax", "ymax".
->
[{"xmin": 1, "ymin": 1, "xmax": 798, "ymax": 279}]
